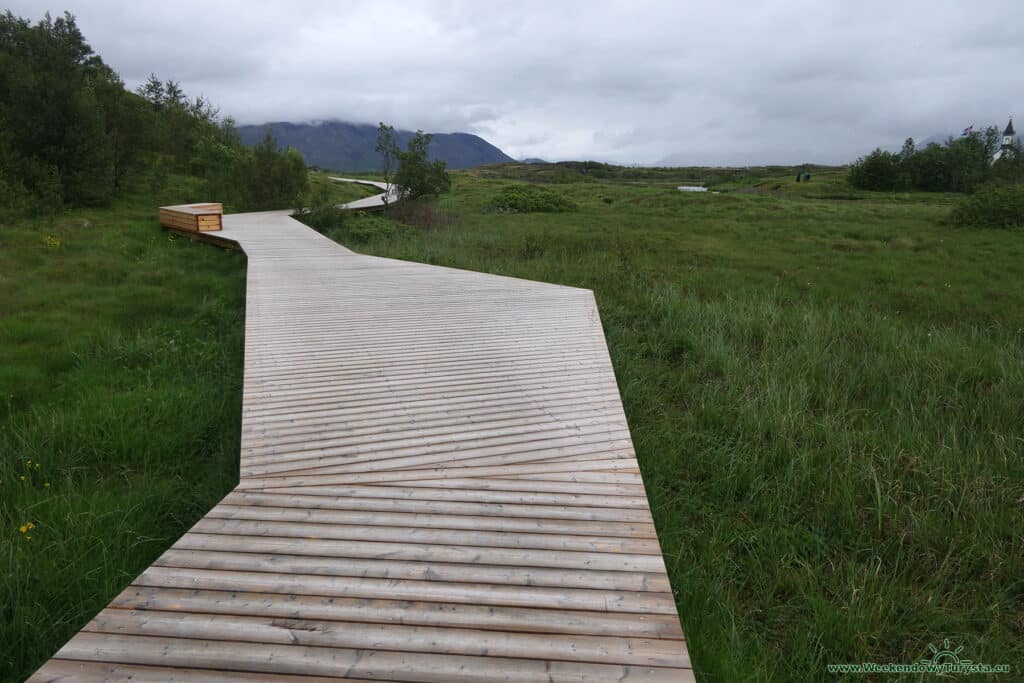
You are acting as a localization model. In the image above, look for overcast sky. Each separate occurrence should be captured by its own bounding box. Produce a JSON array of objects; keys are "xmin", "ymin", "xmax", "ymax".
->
[{"xmin": 10, "ymin": 1, "xmax": 1024, "ymax": 165}]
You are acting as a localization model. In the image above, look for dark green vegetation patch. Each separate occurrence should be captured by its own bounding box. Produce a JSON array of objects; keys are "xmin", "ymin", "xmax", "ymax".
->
[
  {"xmin": 949, "ymin": 184, "xmax": 1024, "ymax": 229},
  {"xmin": 488, "ymin": 184, "xmax": 579, "ymax": 213}
]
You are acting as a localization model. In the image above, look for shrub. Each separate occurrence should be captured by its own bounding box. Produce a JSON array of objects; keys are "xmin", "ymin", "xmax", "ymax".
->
[
  {"xmin": 230, "ymin": 131, "xmax": 308, "ymax": 211},
  {"xmin": 306, "ymin": 213, "xmax": 402, "ymax": 245},
  {"xmin": 346, "ymin": 214, "xmax": 403, "ymax": 242},
  {"xmin": 295, "ymin": 186, "xmax": 346, "ymax": 233},
  {"xmin": 949, "ymin": 184, "xmax": 1024, "ymax": 229},
  {"xmin": 848, "ymin": 149, "xmax": 904, "ymax": 191},
  {"xmin": 488, "ymin": 184, "xmax": 578, "ymax": 213}
]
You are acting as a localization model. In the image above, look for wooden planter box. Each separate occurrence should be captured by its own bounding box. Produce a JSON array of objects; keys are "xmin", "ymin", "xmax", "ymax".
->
[{"xmin": 159, "ymin": 203, "xmax": 223, "ymax": 232}]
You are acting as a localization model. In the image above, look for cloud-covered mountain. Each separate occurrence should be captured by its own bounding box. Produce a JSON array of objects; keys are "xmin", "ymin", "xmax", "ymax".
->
[{"xmin": 237, "ymin": 120, "xmax": 513, "ymax": 171}]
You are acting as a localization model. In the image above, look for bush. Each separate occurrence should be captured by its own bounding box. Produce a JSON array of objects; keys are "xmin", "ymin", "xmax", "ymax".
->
[
  {"xmin": 488, "ymin": 184, "xmax": 578, "ymax": 213},
  {"xmin": 313, "ymin": 214, "xmax": 405, "ymax": 245},
  {"xmin": 230, "ymin": 131, "xmax": 308, "ymax": 211},
  {"xmin": 346, "ymin": 214, "xmax": 403, "ymax": 242},
  {"xmin": 848, "ymin": 149, "xmax": 904, "ymax": 191},
  {"xmin": 949, "ymin": 184, "xmax": 1024, "ymax": 229},
  {"xmin": 295, "ymin": 186, "xmax": 346, "ymax": 233}
]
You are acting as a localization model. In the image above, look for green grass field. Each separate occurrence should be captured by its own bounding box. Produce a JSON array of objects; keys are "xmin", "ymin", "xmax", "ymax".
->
[
  {"xmin": 0, "ymin": 190, "xmax": 247, "ymax": 680},
  {"xmin": 3, "ymin": 167, "xmax": 1022, "ymax": 680}
]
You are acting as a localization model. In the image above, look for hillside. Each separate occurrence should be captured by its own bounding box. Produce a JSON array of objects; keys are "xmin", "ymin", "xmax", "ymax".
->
[{"xmin": 237, "ymin": 120, "xmax": 513, "ymax": 171}]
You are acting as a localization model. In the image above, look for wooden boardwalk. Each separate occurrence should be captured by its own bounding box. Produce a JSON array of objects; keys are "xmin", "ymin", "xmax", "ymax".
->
[
  {"xmin": 31, "ymin": 209, "xmax": 693, "ymax": 682},
  {"xmin": 327, "ymin": 177, "xmax": 400, "ymax": 210}
]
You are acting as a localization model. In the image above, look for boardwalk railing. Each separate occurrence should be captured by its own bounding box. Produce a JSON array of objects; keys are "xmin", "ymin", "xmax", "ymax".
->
[{"xmin": 31, "ymin": 206, "xmax": 694, "ymax": 682}]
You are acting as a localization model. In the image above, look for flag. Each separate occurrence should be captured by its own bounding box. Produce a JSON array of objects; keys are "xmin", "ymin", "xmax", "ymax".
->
[{"xmin": 962, "ymin": 125, "xmax": 974, "ymax": 136}]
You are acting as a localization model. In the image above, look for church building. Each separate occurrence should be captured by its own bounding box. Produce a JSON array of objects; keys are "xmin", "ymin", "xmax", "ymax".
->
[{"xmin": 992, "ymin": 118, "xmax": 1016, "ymax": 162}]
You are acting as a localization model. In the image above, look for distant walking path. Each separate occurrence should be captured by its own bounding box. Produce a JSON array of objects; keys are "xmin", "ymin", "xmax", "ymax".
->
[
  {"xmin": 329, "ymin": 176, "xmax": 400, "ymax": 210},
  {"xmin": 32, "ymin": 207, "xmax": 694, "ymax": 681}
]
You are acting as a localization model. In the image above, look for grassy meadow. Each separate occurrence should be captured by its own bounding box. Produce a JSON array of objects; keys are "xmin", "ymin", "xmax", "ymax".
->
[
  {"xmin": 2, "ymin": 164, "xmax": 1022, "ymax": 680},
  {"xmin": 0, "ymin": 186, "xmax": 247, "ymax": 679}
]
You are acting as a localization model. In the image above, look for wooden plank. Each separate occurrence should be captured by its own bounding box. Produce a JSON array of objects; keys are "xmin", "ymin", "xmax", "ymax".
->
[
  {"xmin": 83, "ymin": 608, "xmax": 690, "ymax": 668},
  {"xmin": 153, "ymin": 548, "xmax": 670, "ymax": 592},
  {"xmin": 112, "ymin": 586, "xmax": 685, "ymax": 639},
  {"xmin": 239, "ymin": 429, "xmax": 634, "ymax": 474},
  {"xmin": 52, "ymin": 633, "xmax": 692, "ymax": 682},
  {"xmin": 240, "ymin": 406, "xmax": 625, "ymax": 455},
  {"xmin": 189, "ymin": 516, "xmax": 661, "ymax": 554},
  {"xmin": 133, "ymin": 566, "xmax": 680, "ymax": 614},
  {"xmin": 28, "ymin": 659, "xmax": 362, "ymax": 682},
  {"xmin": 221, "ymin": 491, "xmax": 656, "ymax": 523},
  {"xmin": 206, "ymin": 502, "xmax": 656, "ymax": 538},
  {"xmin": 238, "ymin": 445, "xmax": 639, "ymax": 482},
  {"xmin": 161, "ymin": 226, "xmax": 240, "ymax": 250},
  {"xmin": 233, "ymin": 482, "xmax": 653, "ymax": 509},
  {"xmin": 172, "ymin": 532, "xmax": 667, "ymax": 573}
]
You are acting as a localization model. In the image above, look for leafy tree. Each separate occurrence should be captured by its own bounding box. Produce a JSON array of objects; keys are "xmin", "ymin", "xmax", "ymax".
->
[
  {"xmin": 0, "ymin": 10, "xmax": 309, "ymax": 217},
  {"xmin": 163, "ymin": 80, "xmax": 184, "ymax": 109},
  {"xmin": 945, "ymin": 128, "xmax": 998, "ymax": 193},
  {"xmin": 375, "ymin": 122, "xmax": 398, "ymax": 210},
  {"xmin": 0, "ymin": 10, "xmax": 118, "ymax": 206},
  {"xmin": 137, "ymin": 74, "xmax": 165, "ymax": 109},
  {"xmin": 394, "ymin": 130, "xmax": 451, "ymax": 200},
  {"xmin": 896, "ymin": 138, "xmax": 916, "ymax": 188},
  {"xmin": 899, "ymin": 137, "xmax": 916, "ymax": 162},
  {"xmin": 848, "ymin": 149, "xmax": 903, "ymax": 191},
  {"xmin": 95, "ymin": 71, "xmax": 152, "ymax": 188},
  {"xmin": 850, "ymin": 127, "xmax": 1004, "ymax": 194},
  {"xmin": 908, "ymin": 144, "xmax": 949, "ymax": 191},
  {"xmin": 230, "ymin": 129, "xmax": 308, "ymax": 211},
  {"xmin": 992, "ymin": 139, "xmax": 1024, "ymax": 185}
]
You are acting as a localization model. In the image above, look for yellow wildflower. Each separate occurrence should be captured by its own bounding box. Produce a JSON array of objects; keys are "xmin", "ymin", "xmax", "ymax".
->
[
  {"xmin": 19, "ymin": 475, "xmax": 25, "ymax": 481},
  {"xmin": 19, "ymin": 525, "xmax": 27, "ymax": 534},
  {"xmin": 27, "ymin": 522, "xmax": 35, "ymax": 530}
]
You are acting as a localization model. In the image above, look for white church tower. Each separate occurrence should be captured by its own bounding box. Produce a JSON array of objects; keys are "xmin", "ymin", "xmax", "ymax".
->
[{"xmin": 992, "ymin": 118, "xmax": 1016, "ymax": 162}]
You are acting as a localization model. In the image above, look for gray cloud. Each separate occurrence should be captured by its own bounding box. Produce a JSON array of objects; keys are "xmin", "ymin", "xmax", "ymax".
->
[{"xmin": 9, "ymin": 1, "xmax": 1024, "ymax": 164}]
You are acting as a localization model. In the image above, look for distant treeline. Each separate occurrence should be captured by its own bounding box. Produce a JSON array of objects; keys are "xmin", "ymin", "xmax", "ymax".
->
[
  {"xmin": 0, "ymin": 11, "xmax": 308, "ymax": 219},
  {"xmin": 849, "ymin": 129, "xmax": 1023, "ymax": 193}
]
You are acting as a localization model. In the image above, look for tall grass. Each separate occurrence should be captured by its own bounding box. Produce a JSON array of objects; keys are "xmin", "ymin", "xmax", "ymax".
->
[{"xmin": 0, "ymin": 193, "xmax": 245, "ymax": 680}]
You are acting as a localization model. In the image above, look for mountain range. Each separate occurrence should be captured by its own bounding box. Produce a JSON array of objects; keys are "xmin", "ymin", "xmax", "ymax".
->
[{"xmin": 237, "ymin": 120, "xmax": 514, "ymax": 172}]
